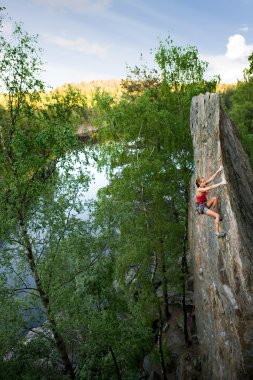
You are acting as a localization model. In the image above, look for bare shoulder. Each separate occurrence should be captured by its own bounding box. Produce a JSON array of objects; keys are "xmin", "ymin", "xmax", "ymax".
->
[{"xmin": 197, "ymin": 187, "xmax": 206, "ymax": 193}]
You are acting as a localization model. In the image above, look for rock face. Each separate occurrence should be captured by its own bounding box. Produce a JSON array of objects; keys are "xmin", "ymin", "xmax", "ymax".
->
[{"xmin": 189, "ymin": 93, "xmax": 253, "ymax": 379}]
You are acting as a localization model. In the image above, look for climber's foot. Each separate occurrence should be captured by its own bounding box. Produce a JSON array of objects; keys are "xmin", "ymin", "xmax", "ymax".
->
[
  {"xmin": 216, "ymin": 231, "xmax": 226, "ymax": 238},
  {"xmin": 219, "ymin": 216, "xmax": 223, "ymax": 221}
]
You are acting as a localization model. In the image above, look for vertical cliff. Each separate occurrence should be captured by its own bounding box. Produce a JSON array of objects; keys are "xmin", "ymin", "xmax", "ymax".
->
[{"xmin": 189, "ymin": 93, "xmax": 253, "ymax": 379}]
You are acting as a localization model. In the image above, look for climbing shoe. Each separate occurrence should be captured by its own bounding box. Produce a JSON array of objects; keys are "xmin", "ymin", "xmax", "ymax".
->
[{"xmin": 216, "ymin": 231, "xmax": 226, "ymax": 238}]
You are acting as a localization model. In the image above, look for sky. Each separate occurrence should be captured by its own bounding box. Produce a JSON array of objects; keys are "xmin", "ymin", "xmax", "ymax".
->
[{"xmin": 1, "ymin": 0, "xmax": 253, "ymax": 88}]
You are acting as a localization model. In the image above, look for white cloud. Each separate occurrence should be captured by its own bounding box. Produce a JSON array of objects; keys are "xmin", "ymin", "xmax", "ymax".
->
[
  {"xmin": 203, "ymin": 34, "xmax": 253, "ymax": 83},
  {"xmin": 226, "ymin": 34, "xmax": 252, "ymax": 59},
  {"xmin": 43, "ymin": 34, "xmax": 109, "ymax": 59},
  {"xmin": 32, "ymin": 0, "xmax": 112, "ymax": 13}
]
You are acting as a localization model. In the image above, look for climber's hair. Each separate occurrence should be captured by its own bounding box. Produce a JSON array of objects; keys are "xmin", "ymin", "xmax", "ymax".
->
[{"xmin": 196, "ymin": 176, "xmax": 201, "ymax": 187}]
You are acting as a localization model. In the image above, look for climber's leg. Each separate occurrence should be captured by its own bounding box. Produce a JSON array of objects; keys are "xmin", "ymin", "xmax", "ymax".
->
[
  {"xmin": 206, "ymin": 196, "xmax": 223, "ymax": 220},
  {"xmin": 205, "ymin": 209, "xmax": 221, "ymax": 234},
  {"xmin": 206, "ymin": 196, "xmax": 218, "ymax": 213}
]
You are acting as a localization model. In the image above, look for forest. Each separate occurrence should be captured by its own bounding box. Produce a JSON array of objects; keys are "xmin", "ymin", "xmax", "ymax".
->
[{"xmin": 0, "ymin": 12, "xmax": 253, "ymax": 380}]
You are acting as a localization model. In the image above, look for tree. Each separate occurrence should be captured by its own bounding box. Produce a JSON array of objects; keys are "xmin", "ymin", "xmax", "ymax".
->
[
  {"xmin": 91, "ymin": 36, "xmax": 217, "ymax": 377},
  {"xmin": 228, "ymin": 53, "xmax": 253, "ymax": 168},
  {"xmin": 0, "ymin": 22, "xmax": 90, "ymax": 379},
  {"xmin": 245, "ymin": 51, "xmax": 253, "ymax": 76},
  {"xmin": 0, "ymin": 6, "xmax": 5, "ymax": 28}
]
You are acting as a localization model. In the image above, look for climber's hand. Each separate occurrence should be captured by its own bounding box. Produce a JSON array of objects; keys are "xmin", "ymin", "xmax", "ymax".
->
[
  {"xmin": 221, "ymin": 179, "xmax": 227, "ymax": 185},
  {"xmin": 218, "ymin": 166, "xmax": 223, "ymax": 173}
]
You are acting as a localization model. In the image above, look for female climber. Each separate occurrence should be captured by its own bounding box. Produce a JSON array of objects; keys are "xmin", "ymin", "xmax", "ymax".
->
[{"xmin": 195, "ymin": 166, "xmax": 227, "ymax": 238}]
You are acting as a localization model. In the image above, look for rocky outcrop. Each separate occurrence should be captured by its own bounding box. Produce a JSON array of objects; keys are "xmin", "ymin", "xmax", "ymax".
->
[
  {"xmin": 77, "ymin": 124, "xmax": 98, "ymax": 143},
  {"xmin": 189, "ymin": 93, "xmax": 253, "ymax": 379}
]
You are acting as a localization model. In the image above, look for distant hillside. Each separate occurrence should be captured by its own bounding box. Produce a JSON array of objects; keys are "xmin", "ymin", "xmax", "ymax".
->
[
  {"xmin": 54, "ymin": 80, "xmax": 237, "ymax": 96},
  {"xmin": 54, "ymin": 79, "xmax": 123, "ymax": 97},
  {"xmin": 216, "ymin": 83, "xmax": 236, "ymax": 94}
]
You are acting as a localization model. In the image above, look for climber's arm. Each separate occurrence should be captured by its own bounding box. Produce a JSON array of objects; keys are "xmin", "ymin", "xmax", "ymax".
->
[
  {"xmin": 205, "ymin": 166, "xmax": 223, "ymax": 185},
  {"xmin": 198, "ymin": 180, "xmax": 227, "ymax": 193}
]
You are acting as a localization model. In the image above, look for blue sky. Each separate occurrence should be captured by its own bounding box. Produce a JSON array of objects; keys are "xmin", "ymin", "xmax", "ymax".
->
[{"xmin": 2, "ymin": 0, "xmax": 253, "ymax": 88}]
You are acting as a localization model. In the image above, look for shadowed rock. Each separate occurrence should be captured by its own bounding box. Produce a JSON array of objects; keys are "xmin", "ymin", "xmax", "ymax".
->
[
  {"xmin": 77, "ymin": 125, "xmax": 98, "ymax": 143},
  {"xmin": 189, "ymin": 93, "xmax": 253, "ymax": 379}
]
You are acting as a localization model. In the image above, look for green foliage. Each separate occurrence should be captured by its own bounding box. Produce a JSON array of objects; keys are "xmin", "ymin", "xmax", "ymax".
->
[
  {"xmin": 0, "ymin": 22, "xmax": 90, "ymax": 231},
  {"xmin": 0, "ymin": 21, "xmax": 222, "ymax": 379},
  {"xmin": 244, "ymin": 51, "xmax": 253, "ymax": 77},
  {"xmin": 90, "ymin": 37, "xmax": 218, "ymax": 375},
  {"xmin": 0, "ymin": 334, "xmax": 62, "ymax": 380},
  {"xmin": 248, "ymin": 52, "xmax": 253, "ymax": 74},
  {"xmin": 0, "ymin": 23, "xmax": 44, "ymax": 110},
  {"xmin": 219, "ymin": 53, "xmax": 253, "ymax": 168},
  {"xmin": 228, "ymin": 78, "xmax": 253, "ymax": 167},
  {"xmin": 55, "ymin": 79, "xmax": 123, "ymax": 104},
  {"xmin": 0, "ymin": 20, "xmax": 90, "ymax": 379},
  {"xmin": 153, "ymin": 36, "xmax": 209, "ymax": 86},
  {"xmin": 0, "ymin": 6, "xmax": 6, "ymax": 30},
  {"xmin": 224, "ymin": 52, "xmax": 253, "ymax": 168},
  {"xmin": 0, "ymin": 19, "xmax": 154, "ymax": 379}
]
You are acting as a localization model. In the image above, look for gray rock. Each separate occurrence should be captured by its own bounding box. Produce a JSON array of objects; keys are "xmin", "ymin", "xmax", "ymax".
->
[
  {"xmin": 143, "ymin": 355, "xmax": 152, "ymax": 376},
  {"xmin": 142, "ymin": 355, "xmax": 161, "ymax": 380},
  {"xmin": 189, "ymin": 93, "xmax": 253, "ymax": 379}
]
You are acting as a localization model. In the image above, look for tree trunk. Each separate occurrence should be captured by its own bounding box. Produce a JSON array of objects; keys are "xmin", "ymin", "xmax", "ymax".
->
[
  {"xmin": 109, "ymin": 346, "xmax": 122, "ymax": 380},
  {"xmin": 158, "ymin": 312, "xmax": 168, "ymax": 380},
  {"xmin": 182, "ymin": 280, "xmax": 189, "ymax": 345},
  {"xmin": 19, "ymin": 214, "xmax": 75, "ymax": 379},
  {"xmin": 159, "ymin": 238, "xmax": 170, "ymax": 321},
  {"xmin": 49, "ymin": 317, "xmax": 76, "ymax": 380},
  {"xmin": 181, "ymin": 189, "xmax": 189, "ymax": 344}
]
